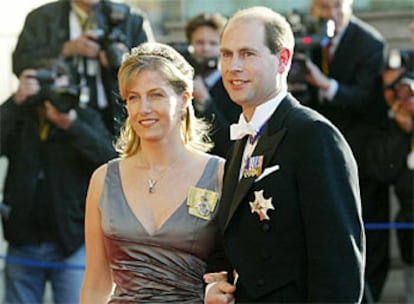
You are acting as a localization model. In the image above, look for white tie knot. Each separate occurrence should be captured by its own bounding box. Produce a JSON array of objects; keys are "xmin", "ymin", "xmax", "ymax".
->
[{"xmin": 230, "ymin": 122, "xmax": 256, "ymax": 140}]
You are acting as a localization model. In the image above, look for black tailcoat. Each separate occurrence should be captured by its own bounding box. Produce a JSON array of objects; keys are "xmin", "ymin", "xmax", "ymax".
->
[{"xmin": 216, "ymin": 94, "xmax": 364, "ymax": 302}]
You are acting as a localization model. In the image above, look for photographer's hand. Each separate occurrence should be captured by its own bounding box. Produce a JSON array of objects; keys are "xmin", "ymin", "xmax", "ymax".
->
[
  {"xmin": 383, "ymin": 68, "xmax": 405, "ymax": 108},
  {"xmin": 44, "ymin": 101, "xmax": 77, "ymax": 130},
  {"xmin": 383, "ymin": 68, "xmax": 414, "ymax": 132},
  {"xmin": 62, "ymin": 30, "xmax": 101, "ymax": 58},
  {"xmin": 15, "ymin": 69, "xmax": 40, "ymax": 104},
  {"xmin": 99, "ymin": 42, "xmax": 128, "ymax": 68},
  {"xmin": 305, "ymin": 59, "xmax": 330, "ymax": 90},
  {"xmin": 390, "ymin": 100, "xmax": 413, "ymax": 133},
  {"xmin": 193, "ymin": 75, "xmax": 211, "ymax": 112}
]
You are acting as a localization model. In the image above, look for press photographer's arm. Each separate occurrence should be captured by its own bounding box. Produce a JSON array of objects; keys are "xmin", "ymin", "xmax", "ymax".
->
[
  {"xmin": 14, "ymin": 69, "xmax": 77, "ymax": 131},
  {"xmin": 14, "ymin": 69, "xmax": 39, "ymax": 105},
  {"xmin": 12, "ymin": 0, "xmax": 152, "ymax": 76},
  {"xmin": 12, "ymin": 0, "xmax": 153, "ymax": 137},
  {"xmin": 383, "ymin": 66, "xmax": 414, "ymax": 133},
  {"xmin": 61, "ymin": 30, "xmax": 102, "ymax": 61}
]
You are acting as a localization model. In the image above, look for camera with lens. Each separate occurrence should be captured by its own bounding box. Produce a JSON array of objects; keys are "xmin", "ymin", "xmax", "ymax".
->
[
  {"xmin": 170, "ymin": 42, "xmax": 217, "ymax": 77},
  {"xmin": 93, "ymin": 0, "xmax": 129, "ymax": 69},
  {"xmin": 186, "ymin": 54, "xmax": 218, "ymax": 77},
  {"xmin": 384, "ymin": 48, "xmax": 414, "ymax": 100},
  {"xmin": 27, "ymin": 62, "xmax": 80, "ymax": 113},
  {"xmin": 286, "ymin": 10, "xmax": 335, "ymax": 93},
  {"xmin": 176, "ymin": 44, "xmax": 218, "ymax": 77}
]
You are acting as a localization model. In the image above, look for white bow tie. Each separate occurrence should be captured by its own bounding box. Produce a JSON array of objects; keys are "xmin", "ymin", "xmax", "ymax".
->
[{"xmin": 230, "ymin": 122, "xmax": 256, "ymax": 140}]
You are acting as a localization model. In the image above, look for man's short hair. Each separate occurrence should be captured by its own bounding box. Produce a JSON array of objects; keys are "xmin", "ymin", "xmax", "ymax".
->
[{"xmin": 185, "ymin": 13, "xmax": 227, "ymax": 42}]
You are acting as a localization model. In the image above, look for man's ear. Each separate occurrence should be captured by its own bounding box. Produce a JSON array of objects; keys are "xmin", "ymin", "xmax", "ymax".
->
[{"xmin": 277, "ymin": 48, "xmax": 292, "ymax": 73}]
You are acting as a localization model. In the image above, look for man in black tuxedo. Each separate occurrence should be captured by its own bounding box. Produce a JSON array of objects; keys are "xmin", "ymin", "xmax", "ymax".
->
[
  {"xmin": 184, "ymin": 13, "xmax": 242, "ymax": 157},
  {"xmin": 304, "ymin": 0, "xmax": 389, "ymax": 300},
  {"xmin": 205, "ymin": 6, "xmax": 364, "ymax": 303}
]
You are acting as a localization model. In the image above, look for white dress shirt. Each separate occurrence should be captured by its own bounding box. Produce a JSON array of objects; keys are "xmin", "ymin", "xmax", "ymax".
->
[{"xmin": 236, "ymin": 91, "xmax": 287, "ymax": 179}]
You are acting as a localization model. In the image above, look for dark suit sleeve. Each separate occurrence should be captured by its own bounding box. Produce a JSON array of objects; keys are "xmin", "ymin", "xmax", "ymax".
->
[
  {"xmin": 365, "ymin": 120, "xmax": 410, "ymax": 184},
  {"xmin": 0, "ymin": 96, "xmax": 23, "ymax": 156},
  {"xmin": 329, "ymin": 20, "xmax": 385, "ymax": 114},
  {"xmin": 295, "ymin": 119, "xmax": 364, "ymax": 302},
  {"xmin": 66, "ymin": 107, "xmax": 118, "ymax": 166},
  {"xmin": 309, "ymin": 19, "xmax": 385, "ymax": 116},
  {"xmin": 206, "ymin": 229, "xmax": 233, "ymax": 275},
  {"xmin": 332, "ymin": 35, "xmax": 384, "ymax": 112}
]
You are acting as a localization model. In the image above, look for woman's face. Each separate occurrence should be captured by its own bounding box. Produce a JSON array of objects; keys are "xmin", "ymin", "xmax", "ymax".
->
[{"xmin": 124, "ymin": 69, "xmax": 188, "ymax": 143}]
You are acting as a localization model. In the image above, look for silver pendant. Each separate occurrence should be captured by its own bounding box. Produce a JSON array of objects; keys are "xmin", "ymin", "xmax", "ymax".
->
[{"xmin": 148, "ymin": 179, "xmax": 157, "ymax": 193}]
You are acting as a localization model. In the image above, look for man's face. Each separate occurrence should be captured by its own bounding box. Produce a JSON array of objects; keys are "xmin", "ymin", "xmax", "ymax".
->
[
  {"xmin": 190, "ymin": 25, "xmax": 221, "ymax": 60},
  {"xmin": 220, "ymin": 19, "xmax": 281, "ymax": 115},
  {"xmin": 311, "ymin": 0, "xmax": 352, "ymax": 34}
]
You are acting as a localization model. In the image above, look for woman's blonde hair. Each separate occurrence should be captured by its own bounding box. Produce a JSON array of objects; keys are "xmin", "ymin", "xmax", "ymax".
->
[{"xmin": 115, "ymin": 42, "xmax": 213, "ymax": 157}]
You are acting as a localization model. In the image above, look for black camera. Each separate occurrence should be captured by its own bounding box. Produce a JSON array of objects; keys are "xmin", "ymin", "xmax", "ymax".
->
[
  {"xmin": 94, "ymin": 0, "xmax": 129, "ymax": 69},
  {"xmin": 174, "ymin": 43, "xmax": 217, "ymax": 77},
  {"xmin": 186, "ymin": 54, "xmax": 218, "ymax": 76},
  {"xmin": 175, "ymin": 45, "xmax": 218, "ymax": 77},
  {"xmin": 385, "ymin": 49, "xmax": 414, "ymax": 99},
  {"xmin": 287, "ymin": 10, "xmax": 335, "ymax": 92},
  {"xmin": 27, "ymin": 62, "xmax": 80, "ymax": 113}
]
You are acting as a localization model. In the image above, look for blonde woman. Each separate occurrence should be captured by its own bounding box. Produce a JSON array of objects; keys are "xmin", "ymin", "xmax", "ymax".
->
[{"xmin": 80, "ymin": 42, "xmax": 229, "ymax": 303}]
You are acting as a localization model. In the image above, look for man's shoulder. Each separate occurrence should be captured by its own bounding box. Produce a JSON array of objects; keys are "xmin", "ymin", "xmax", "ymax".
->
[
  {"xmin": 31, "ymin": 1, "xmax": 70, "ymax": 14},
  {"xmin": 280, "ymin": 95, "xmax": 335, "ymax": 130},
  {"xmin": 27, "ymin": 1, "xmax": 68, "ymax": 18},
  {"xmin": 349, "ymin": 15, "xmax": 384, "ymax": 44}
]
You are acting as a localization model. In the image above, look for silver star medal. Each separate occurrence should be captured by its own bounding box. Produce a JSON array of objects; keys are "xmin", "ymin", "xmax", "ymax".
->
[{"xmin": 249, "ymin": 190, "xmax": 274, "ymax": 221}]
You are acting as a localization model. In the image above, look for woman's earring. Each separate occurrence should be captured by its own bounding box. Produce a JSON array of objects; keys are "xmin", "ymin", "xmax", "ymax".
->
[{"xmin": 181, "ymin": 109, "xmax": 187, "ymax": 121}]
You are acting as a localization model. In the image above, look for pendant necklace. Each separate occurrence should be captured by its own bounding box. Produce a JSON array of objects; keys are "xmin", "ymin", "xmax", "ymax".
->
[
  {"xmin": 147, "ymin": 156, "xmax": 181, "ymax": 194},
  {"xmin": 148, "ymin": 179, "xmax": 157, "ymax": 194}
]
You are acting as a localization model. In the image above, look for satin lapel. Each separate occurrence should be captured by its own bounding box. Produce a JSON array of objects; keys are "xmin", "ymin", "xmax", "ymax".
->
[{"xmin": 219, "ymin": 137, "xmax": 247, "ymax": 229}]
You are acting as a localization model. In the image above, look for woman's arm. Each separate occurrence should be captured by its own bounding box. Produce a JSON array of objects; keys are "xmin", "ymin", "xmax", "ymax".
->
[{"xmin": 80, "ymin": 164, "xmax": 114, "ymax": 303}]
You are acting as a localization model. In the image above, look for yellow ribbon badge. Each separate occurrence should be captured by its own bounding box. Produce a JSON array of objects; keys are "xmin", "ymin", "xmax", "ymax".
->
[{"xmin": 187, "ymin": 187, "xmax": 219, "ymax": 220}]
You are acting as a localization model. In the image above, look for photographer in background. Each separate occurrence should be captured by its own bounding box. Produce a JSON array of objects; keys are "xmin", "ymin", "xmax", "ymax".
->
[
  {"xmin": 366, "ymin": 22, "xmax": 414, "ymax": 303},
  {"xmin": 303, "ymin": 0, "xmax": 389, "ymax": 301},
  {"xmin": 12, "ymin": 0, "xmax": 154, "ymax": 137},
  {"xmin": 1, "ymin": 0, "xmax": 153, "ymax": 302},
  {"xmin": 0, "ymin": 68, "xmax": 117, "ymax": 303},
  {"xmin": 184, "ymin": 13, "xmax": 241, "ymax": 157}
]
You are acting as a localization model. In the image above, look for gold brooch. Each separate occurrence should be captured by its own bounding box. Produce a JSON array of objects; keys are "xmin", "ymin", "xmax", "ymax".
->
[{"xmin": 187, "ymin": 187, "xmax": 219, "ymax": 220}]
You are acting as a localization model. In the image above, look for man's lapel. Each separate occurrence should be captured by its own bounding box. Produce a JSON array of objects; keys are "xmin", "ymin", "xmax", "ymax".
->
[
  {"xmin": 223, "ymin": 95, "xmax": 296, "ymax": 231},
  {"xmin": 219, "ymin": 137, "xmax": 246, "ymax": 229}
]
